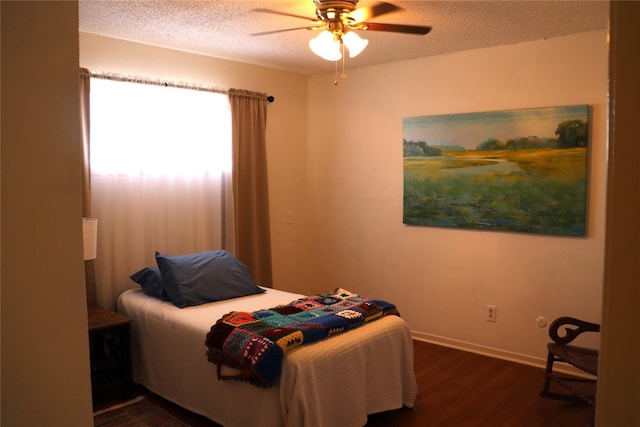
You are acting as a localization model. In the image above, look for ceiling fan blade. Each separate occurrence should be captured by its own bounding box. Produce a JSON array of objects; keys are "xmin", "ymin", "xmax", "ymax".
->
[
  {"xmin": 251, "ymin": 26, "xmax": 321, "ymax": 36},
  {"xmin": 253, "ymin": 8, "xmax": 318, "ymax": 23},
  {"xmin": 348, "ymin": 2, "xmax": 401, "ymax": 23},
  {"xmin": 361, "ymin": 22, "xmax": 432, "ymax": 35}
]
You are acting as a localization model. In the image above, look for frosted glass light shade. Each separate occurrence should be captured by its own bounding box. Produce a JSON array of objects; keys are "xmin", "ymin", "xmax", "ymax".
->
[
  {"xmin": 342, "ymin": 31, "xmax": 368, "ymax": 58},
  {"xmin": 83, "ymin": 218, "xmax": 98, "ymax": 260},
  {"xmin": 309, "ymin": 31, "xmax": 342, "ymax": 61}
]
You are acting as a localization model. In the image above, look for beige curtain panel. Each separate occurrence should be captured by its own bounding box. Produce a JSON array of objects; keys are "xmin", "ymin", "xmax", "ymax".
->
[{"xmin": 229, "ymin": 88, "xmax": 273, "ymax": 288}]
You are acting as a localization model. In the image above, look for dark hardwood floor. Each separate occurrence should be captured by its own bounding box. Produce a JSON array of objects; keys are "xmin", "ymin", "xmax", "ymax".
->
[
  {"xmin": 366, "ymin": 340, "xmax": 595, "ymax": 427},
  {"xmin": 108, "ymin": 340, "xmax": 596, "ymax": 426}
]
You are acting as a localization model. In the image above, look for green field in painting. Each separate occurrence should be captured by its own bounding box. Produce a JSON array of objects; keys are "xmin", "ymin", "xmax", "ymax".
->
[{"xmin": 403, "ymin": 148, "xmax": 587, "ymax": 236}]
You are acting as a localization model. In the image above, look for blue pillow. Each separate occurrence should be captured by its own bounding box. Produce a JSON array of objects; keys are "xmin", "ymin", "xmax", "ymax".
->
[
  {"xmin": 155, "ymin": 250, "xmax": 265, "ymax": 308},
  {"xmin": 130, "ymin": 267, "xmax": 169, "ymax": 301}
]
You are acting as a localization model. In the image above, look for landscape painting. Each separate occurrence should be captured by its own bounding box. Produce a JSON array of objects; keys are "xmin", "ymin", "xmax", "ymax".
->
[{"xmin": 403, "ymin": 105, "xmax": 589, "ymax": 236}]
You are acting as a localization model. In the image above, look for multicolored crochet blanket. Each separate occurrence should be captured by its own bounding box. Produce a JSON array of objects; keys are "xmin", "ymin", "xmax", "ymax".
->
[{"xmin": 205, "ymin": 288, "xmax": 399, "ymax": 387}]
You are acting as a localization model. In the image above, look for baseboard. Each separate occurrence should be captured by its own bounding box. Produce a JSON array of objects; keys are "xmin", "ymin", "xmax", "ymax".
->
[{"xmin": 411, "ymin": 331, "xmax": 596, "ymax": 380}]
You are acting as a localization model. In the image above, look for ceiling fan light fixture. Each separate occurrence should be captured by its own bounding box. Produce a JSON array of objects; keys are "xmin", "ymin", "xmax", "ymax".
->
[
  {"xmin": 342, "ymin": 30, "xmax": 368, "ymax": 58},
  {"xmin": 309, "ymin": 30, "xmax": 342, "ymax": 61}
]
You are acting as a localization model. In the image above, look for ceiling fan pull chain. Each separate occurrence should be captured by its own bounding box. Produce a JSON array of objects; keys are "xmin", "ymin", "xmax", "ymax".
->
[
  {"xmin": 334, "ymin": 59, "xmax": 339, "ymax": 86},
  {"xmin": 341, "ymin": 42, "xmax": 347, "ymax": 81}
]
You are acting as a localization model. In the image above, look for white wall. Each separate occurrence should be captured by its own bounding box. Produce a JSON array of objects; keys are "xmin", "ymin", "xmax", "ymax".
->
[
  {"xmin": 307, "ymin": 30, "xmax": 608, "ymax": 363},
  {"xmin": 1, "ymin": 2, "xmax": 94, "ymax": 425},
  {"xmin": 79, "ymin": 33, "xmax": 311, "ymax": 295},
  {"xmin": 80, "ymin": 30, "xmax": 608, "ymax": 366}
]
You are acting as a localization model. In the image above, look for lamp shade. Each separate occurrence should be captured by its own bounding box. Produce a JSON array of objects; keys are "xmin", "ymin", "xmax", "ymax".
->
[
  {"xmin": 309, "ymin": 30, "xmax": 342, "ymax": 61},
  {"xmin": 82, "ymin": 218, "xmax": 98, "ymax": 260},
  {"xmin": 342, "ymin": 31, "xmax": 368, "ymax": 58}
]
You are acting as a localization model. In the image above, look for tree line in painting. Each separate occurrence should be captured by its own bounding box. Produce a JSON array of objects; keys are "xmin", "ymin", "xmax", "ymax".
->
[
  {"xmin": 402, "ymin": 119, "xmax": 588, "ymax": 236},
  {"xmin": 403, "ymin": 119, "xmax": 588, "ymax": 156}
]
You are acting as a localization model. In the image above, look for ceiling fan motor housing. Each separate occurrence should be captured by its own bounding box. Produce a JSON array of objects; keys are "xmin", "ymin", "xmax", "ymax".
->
[{"xmin": 314, "ymin": 0, "xmax": 358, "ymax": 23}]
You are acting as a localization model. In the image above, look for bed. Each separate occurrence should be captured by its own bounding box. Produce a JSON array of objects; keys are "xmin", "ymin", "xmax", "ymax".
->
[{"xmin": 117, "ymin": 286, "xmax": 417, "ymax": 427}]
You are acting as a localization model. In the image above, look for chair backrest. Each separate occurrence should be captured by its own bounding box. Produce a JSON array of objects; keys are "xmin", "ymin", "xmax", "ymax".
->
[{"xmin": 548, "ymin": 316, "xmax": 600, "ymax": 345}]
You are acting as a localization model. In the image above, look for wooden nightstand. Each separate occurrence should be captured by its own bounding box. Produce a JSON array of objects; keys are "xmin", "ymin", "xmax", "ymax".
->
[{"xmin": 88, "ymin": 305, "xmax": 133, "ymax": 408}]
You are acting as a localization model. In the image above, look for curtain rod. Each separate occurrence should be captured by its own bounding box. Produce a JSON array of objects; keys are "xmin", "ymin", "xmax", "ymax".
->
[{"xmin": 81, "ymin": 69, "xmax": 275, "ymax": 103}]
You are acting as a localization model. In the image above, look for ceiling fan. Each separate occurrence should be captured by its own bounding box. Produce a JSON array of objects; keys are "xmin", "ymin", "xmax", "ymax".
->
[{"xmin": 253, "ymin": 0, "xmax": 432, "ymax": 62}]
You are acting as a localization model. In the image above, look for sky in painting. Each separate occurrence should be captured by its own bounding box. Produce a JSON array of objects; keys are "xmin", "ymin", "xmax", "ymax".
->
[{"xmin": 403, "ymin": 105, "xmax": 588, "ymax": 150}]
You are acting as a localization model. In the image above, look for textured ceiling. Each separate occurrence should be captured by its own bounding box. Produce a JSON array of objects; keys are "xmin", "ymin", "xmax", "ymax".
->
[{"xmin": 79, "ymin": 1, "xmax": 609, "ymax": 75}]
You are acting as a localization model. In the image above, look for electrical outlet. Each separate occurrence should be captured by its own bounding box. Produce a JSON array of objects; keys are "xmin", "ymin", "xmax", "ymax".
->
[{"xmin": 486, "ymin": 305, "xmax": 497, "ymax": 322}]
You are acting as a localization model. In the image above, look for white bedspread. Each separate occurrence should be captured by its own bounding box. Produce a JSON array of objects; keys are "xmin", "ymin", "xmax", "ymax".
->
[{"xmin": 117, "ymin": 287, "xmax": 417, "ymax": 427}]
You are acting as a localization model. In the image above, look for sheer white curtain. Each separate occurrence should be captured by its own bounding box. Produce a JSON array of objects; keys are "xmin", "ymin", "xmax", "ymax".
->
[{"xmin": 90, "ymin": 79, "xmax": 234, "ymax": 309}]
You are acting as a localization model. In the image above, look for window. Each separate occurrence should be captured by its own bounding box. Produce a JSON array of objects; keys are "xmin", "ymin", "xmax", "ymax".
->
[{"xmin": 89, "ymin": 78, "xmax": 233, "ymax": 306}]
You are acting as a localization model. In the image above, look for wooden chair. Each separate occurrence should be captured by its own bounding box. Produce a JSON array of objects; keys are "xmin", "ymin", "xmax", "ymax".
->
[{"xmin": 541, "ymin": 316, "xmax": 600, "ymax": 406}]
